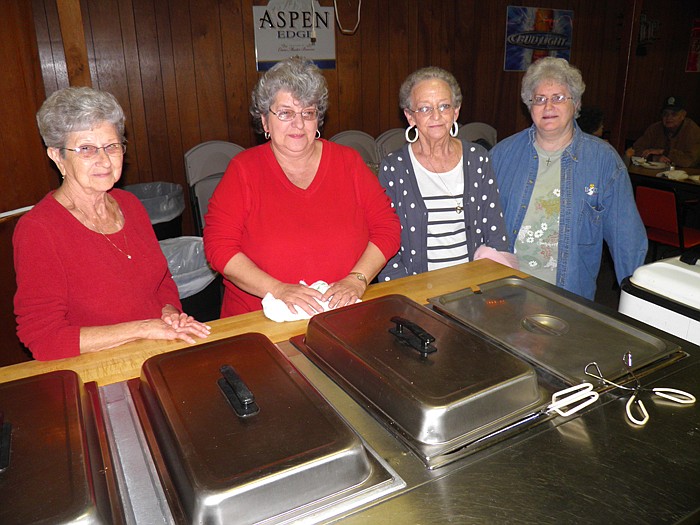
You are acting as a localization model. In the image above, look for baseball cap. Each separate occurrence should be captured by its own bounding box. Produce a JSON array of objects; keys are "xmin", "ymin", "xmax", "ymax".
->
[{"xmin": 662, "ymin": 96, "xmax": 685, "ymax": 111}]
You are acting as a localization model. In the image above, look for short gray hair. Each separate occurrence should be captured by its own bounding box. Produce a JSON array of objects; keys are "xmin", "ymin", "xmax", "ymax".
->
[
  {"xmin": 521, "ymin": 57, "xmax": 585, "ymax": 117},
  {"xmin": 36, "ymin": 86, "xmax": 126, "ymax": 148},
  {"xmin": 399, "ymin": 67, "xmax": 463, "ymax": 111},
  {"xmin": 250, "ymin": 56, "xmax": 329, "ymax": 133}
]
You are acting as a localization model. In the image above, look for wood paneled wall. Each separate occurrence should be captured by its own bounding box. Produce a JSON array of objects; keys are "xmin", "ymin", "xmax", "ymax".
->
[
  {"xmin": 29, "ymin": 0, "xmax": 700, "ymax": 230},
  {"xmin": 0, "ymin": 1, "xmax": 55, "ymax": 365}
]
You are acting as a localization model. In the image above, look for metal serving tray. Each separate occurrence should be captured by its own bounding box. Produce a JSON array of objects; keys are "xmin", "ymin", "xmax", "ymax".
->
[
  {"xmin": 429, "ymin": 277, "xmax": 686, "ymax": 385},
  {"xmin": 0, "ymin": 370, "xmax": 121, "ymax": 525},
  {"xmin": 292, "ymin": 295, "xmax": 549, "ymax": 469},
  {"xmin": 135, "ymin": 332, "xmax": 397, "ymax": 525}
]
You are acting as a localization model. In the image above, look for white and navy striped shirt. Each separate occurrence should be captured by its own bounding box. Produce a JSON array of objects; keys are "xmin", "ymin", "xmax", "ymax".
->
[{"xmin": 410, "ymin": 148, "xmax": 469, "ymax": 271}]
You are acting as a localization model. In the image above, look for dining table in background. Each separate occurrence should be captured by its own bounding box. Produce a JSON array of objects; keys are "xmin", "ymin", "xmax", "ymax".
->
[
  {"xmin": 627, "ymin": 163, "xmax": 700, "ymax": 230},
  {"xmin": 627, "ymin": 163, "xmax": 700, "ymax": 187}
]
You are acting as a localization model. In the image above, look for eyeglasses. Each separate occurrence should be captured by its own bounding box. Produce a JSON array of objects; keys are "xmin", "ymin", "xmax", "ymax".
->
[
  {"xmin": 60, "ymin": 143, "xmax": 127, "ymax": 159},
  {"xmin": 269, "ymin": 108, "xmax": 318, "ymax": 122},
  {"xmin": 530, "ymin": 94, "xmax": 573, "ymax": 106},
  {"xmin": 408, "ymin": 103, "xmax": 453, "ymax": 115}
]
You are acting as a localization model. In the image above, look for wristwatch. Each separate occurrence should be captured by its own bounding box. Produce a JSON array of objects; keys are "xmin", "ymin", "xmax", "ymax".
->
[{"xmin": 349, "ymin": 272, "xmax": 367, "ymax": 285}]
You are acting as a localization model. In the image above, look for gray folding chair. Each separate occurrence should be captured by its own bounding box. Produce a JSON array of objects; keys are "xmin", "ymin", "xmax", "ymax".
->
[
  {"xmin": 457, "ymin": 122, "xmax": 498, "ymax": 150},
  {"xmin": 375, "ymin": 128, "xmax": 407, "ymax": 158},
  {"xmin": 329, "ymin": 130, "xmax": 380, "ymax": 168},
  {"xmin": 184, "ymin": 140, "xmax": 245, "ymax": 235}
]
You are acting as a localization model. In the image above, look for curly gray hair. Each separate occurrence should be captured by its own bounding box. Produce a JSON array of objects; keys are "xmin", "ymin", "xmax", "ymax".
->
[
  {"xmin": 250, "ymin": 56, "xmax": 329, "ymax": 133},
  {"xmin": 399, "ymin": 67, "xmax": 463, "ymax": 111},
  {"xmin": 521, "ymin": 57, "xmax": 585, "ymax": 117},
  {"xmin": 36, "ymin": 86, "xmax": 125, "ymax": 149}
]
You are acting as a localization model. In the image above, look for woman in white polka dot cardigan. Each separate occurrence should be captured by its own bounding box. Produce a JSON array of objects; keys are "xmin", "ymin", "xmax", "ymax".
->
[{"xmin": 377, "ymin": 67, "xmax": 517, "ymax": 282}]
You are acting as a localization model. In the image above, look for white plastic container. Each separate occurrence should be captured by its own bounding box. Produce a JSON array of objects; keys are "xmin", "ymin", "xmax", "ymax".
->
[{"xmin": 619, "ymin": 253, "xmax": 700, "ymax": 344}]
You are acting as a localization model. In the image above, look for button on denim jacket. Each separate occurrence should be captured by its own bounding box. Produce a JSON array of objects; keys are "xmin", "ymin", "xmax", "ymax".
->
[{"xmin": 491, "ymin": 124, "xmax": 647, "ymax": 300}]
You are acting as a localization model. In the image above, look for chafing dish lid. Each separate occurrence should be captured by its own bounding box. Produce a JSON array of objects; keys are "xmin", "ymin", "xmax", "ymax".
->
[
  {"xmin": 430, "ymin": 277, "xmax": 684, "ymax": 384},
  {"xmin": 139, "ymin": 332, "xmax": 371, "ymax": 524},
  {"xmin": 0, "ymin": 370, "xmax": 106, "ymax": 525},
  {"xmin": 301, "ymin": 295, "xmax": 543, "ymax": 447}
]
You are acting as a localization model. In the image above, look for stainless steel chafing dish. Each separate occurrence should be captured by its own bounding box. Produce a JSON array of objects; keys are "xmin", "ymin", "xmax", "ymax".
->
[
  {"xmin": 292, "ymin": 294, "xmax": 553, "ymax": 469},
  {"xmin": 428, "ymin": 277, "xmax": 686, "ymax": 385},
  {"xmin": 130, "ymin": 332, "xmax": 400, "ymax": 525},
  {"xmin": 0, "ymin": 370, "xmax": 121, "ymax": 525}
]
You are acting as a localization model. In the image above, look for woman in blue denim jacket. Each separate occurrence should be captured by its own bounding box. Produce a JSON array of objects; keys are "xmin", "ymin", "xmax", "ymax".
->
[{"xmin": 491, "ymin": 57, "xmax": 647, "ymax": 300}]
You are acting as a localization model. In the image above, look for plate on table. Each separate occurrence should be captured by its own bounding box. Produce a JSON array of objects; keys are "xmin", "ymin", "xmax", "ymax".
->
[
  {"xmin": 658, "ymin": 170, "xmax": 688, "ymax": 181},
  {"xmin": 641, "ymin": 161, "xmax": 668, "ymax": 169}
]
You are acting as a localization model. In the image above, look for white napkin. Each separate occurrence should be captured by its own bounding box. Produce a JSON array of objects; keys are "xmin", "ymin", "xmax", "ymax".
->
[{"xmin": 262, "ymin": 280, "xmax": 361, "ymax": 322}]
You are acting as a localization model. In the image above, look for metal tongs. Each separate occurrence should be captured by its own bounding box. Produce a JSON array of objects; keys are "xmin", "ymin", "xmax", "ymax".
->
[
  {"xmin": 585, "ymin": 352, "xmax": 695, "ymax": 426},
  {"xmin": 546, "ymin": 383, "xmax": 599, "ymax": 417}
]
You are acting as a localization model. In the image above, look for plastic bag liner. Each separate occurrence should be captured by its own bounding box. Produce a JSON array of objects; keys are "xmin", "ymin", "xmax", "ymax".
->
[
  {"xmin": 159, "ymin": 236, "xmax": 218, "ymax": 299},
  {"xmin": 123, "ymin": 182, "xmax": 185, "ymax": 224}
]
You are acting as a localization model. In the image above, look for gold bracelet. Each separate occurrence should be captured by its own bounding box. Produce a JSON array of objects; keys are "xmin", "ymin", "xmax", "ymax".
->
[{"xmin": 349, "ymin": 272, "xmax": 367, "ymax": 285}]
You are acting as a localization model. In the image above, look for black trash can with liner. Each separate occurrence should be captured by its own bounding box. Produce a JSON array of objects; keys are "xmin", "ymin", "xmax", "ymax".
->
[
  {"xmin": 159, "ymin": 236, "xmax": 221, "ymax": 322},
  {"xmin": 124, "ymin": 182, "xmax": 185, "ymax": 240}
]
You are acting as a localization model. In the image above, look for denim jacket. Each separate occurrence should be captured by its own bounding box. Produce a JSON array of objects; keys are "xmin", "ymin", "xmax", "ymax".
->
[{"xmin": 491, "ymin": 124, "xmax": 647, "ymax": 300}]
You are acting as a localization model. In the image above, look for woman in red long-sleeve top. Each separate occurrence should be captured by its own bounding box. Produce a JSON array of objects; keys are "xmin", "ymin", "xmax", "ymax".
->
[
  {"xmin": 13, "ymin": 87, "xmax": 210, "ymax": 361},
  {"xmin": 204, "ymin": 57, "xmax": 400, "ymax": 318}
]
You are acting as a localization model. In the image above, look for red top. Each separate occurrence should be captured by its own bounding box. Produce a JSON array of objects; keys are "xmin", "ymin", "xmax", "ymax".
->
[
  {"xmin": 204, "ymin": 140, "xmax": 400, "ymax": 316},
  {"xmin": 13, "ymin": 189, "xmax": 181, "ymax": 361}
]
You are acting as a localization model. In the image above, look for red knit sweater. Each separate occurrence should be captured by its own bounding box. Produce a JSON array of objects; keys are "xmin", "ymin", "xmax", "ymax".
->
[
  {"xmin": 204, "ymin": 140, "xmax": 400, "ymax": 316},
  {"xmin": 13, "ymin": 189, "xmax": 181, "ymax": 361}
]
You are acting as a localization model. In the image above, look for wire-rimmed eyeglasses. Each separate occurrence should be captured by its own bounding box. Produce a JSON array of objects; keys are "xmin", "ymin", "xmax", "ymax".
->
[
  {"xmin": 60, "ymin": 143, "xmax": 127, "ymax": 160},
  {"xmin": 269, "ymin": 108, "xmax": 318, "ymax": 122},
  {"xmin": 529, "ymin": 94, "xmax": 573, "ymax": 106},
  {"xmin": 407, "ymin": 103, "xmax": 453, "ymax": 116}
]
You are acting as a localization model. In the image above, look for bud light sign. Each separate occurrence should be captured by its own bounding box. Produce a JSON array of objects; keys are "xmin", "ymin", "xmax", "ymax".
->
[{"xmin": 505, "ymin": 6, "xmax": 574, "ymax": 71}]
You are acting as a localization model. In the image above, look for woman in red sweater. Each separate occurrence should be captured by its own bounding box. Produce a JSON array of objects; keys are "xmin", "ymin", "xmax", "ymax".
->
[
  {"xmin": 204, "ymin": 57, "xmax": 400, "ymax": 317},
  {"xmin": 13, "ymin": 87, "xmax": 210, "ymax": 361}
]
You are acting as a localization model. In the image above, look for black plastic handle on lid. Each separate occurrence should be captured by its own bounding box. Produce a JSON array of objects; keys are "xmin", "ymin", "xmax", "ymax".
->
[
  {"xmin": 389, "ymin": 316, "xmax": 438, "ymax": 358},
  {"xmin": 217, "ymin": 365, "xmax": 260, "ymax": 418}
]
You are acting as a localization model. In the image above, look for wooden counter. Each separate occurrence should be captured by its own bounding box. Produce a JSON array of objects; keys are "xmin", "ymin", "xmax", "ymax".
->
[{"xmin": 0, "ymin": 259, "xmax": 525, "ymax": 387}]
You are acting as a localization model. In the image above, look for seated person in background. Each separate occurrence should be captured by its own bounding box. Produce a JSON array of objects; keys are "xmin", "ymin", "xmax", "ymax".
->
[
  {"xmin": 377, "ymin": 66, "xmax": 516, "ymax": 283},
  {"xmin": 576, "ymin": 106, "xmax": 604, "ymax": 138},
  {"xmin": 203, "ymin": 57, "xmax": 400, "ymax": 317},
  {"xmin": 491, "ymin": 57, "xmax": 647, "ymax": 301},
  {"xmin": 627, "ymin": 96, "xmax": 700, "ymax": 167},
  {"xmin": 14, "ymin": 87, "xmax": 210, "ymax": 361}
]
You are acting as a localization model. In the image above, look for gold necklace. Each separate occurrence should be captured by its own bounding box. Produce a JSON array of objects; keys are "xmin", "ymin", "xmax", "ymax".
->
[
  {"xmin": 66, "ymin": 195, "xmax": 132, "ymax": 259},
  {"xmin": 420, "ymin": 154, "xmax": 464, "ymax": 214}
]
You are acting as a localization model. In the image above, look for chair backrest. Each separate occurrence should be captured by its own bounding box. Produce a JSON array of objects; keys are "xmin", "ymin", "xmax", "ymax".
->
[
  {"xmin": 192, "ymin": 173, "xmax": 224, "ymax": 233},
  {"xmin": 185, "ymin": 141, "xmax": 244, "ymax": 234},
  {"xmin": 375, "ymin": 128, "xmax": 407, "ymax": 158},
  {"xmin": 184, "ymin": 140, "xmax": 245, "ymax": 187},
  {"xmin": 329, "ymin": 130, "xmax": 380, "ymax": 166},
  {"xmin": 457, "ymin": 122, "xmax": 497, "ymax": 150},
  {"xmin": 635, "ymin": 185, "xmax": 679, "ymax": 235}
]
